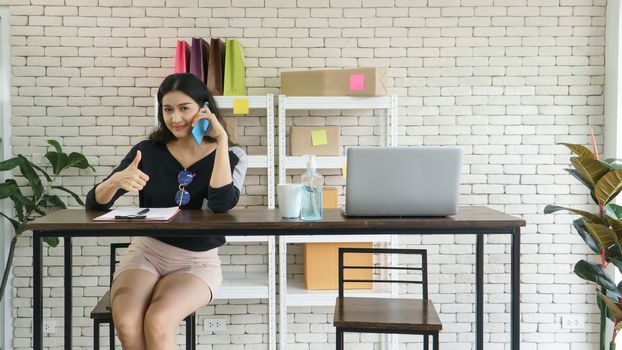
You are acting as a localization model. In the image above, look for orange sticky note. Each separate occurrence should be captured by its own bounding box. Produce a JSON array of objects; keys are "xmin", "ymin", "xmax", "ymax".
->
[
  {"xmin": 311, "ymin": 129, "xmax": 328, "ymax": 146},
  {"xmin": 233, "ymin": 98, "xmax": 249, "ymax": 115},
  {"xmin": 349, "ymin": 74, "xmax": 365, "ymax": 91}
]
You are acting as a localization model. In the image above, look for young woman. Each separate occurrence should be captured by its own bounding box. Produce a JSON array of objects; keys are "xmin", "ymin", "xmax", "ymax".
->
[{"xmin": 85, "ymin": 73, "xmax": 247, "ymax": 350}]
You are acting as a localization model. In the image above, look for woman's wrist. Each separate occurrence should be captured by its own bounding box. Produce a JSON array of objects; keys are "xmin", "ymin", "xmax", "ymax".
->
[{"xmin": 216, "ymin": 134, "xmax": 228, "ymax": 145}]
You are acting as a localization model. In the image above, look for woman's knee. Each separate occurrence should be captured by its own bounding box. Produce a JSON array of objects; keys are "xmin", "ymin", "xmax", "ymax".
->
[
  {"xmin": 143, "ymin": 306, "xmax": 178, "ymax": 342},
  {"xmin": 114, "ymin": 313, "xmax": 144, "ymax": 348}
]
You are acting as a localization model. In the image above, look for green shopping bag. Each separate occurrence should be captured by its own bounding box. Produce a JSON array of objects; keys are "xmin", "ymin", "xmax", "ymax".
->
[{"xmin": 223, "ymin": 39, "xmax": 247, "ymax": 96}]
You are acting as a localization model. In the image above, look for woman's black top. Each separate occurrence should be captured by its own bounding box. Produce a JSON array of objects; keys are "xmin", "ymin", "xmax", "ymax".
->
[{"xmin": 85, "ymin": 140, "xmax": 247, "ymax": 252}]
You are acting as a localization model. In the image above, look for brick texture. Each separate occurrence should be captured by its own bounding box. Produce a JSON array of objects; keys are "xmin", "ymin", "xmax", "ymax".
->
[{"xmin": 1, "ymin": 0, "xmax": 606, "ymax": 349}]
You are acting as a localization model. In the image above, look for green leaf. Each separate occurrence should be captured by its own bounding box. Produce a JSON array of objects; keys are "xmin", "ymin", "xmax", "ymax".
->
[
  {"xmin": 575, "ymin": 260, "xmax": 618, "ymax": 293},
  {"xmin": 610, "ymin": 219, "xmax": 622, "ymax": 242},
  {"xmin": 571, "ymin": 157, "xmax": 610, "ymax": 187},
  {"xmin": 0, "ymin": 156, "xmax": 25, "ymax": 171},
  {"xmin": 597, "ymin": 290, "xmax": 622, "ymax": 320},
  {"xmin": 45, "ymin": 151, "xmax": 69, "ymax": 176},
  {"xmin": 9, "ymin": 189, "xmax": 36, "ymax": 215},
  {"xmin": 595, "ymin": 170, "xmax": 622, "ymax": 205},
  {"xmin": 47, "ymin": 139, "xmax": 62, "ymax": 154},
  {"xmin": 543, "ymin": 204, "xmax": 603, "ymax": 224},
  {"xmin": 51, "ymin": 186, "xmax": 84, "ymax": 206},
  {"xmin": 606, "ymin": 204, "xmax": 622, "ymax": 221},
  {"xmin": 585, "ymin": 223, "xmax": 619, "ymax": 252},
  {"xmin": 601, "ymin": 159, "xmax": 622, "ymax": 170},
  {"xmin": 565, "ymin": 168, "xmax": 595, "ymax": 192},
  {"xmin": 44, "ymin": 195, "xmax": 66, "ymax": 209},
  {"xmin": 0, "ymin": 211, "xmax": 20, "ymax": 231},
  {"xmin": 574, "ymin": 219, "xmax": 600, "ymax": 254},
  {"xmin": 30, "ymin": 162, "xmax": 52, "ymax": 182},
  {"xmin": 14, "ymin": 222, "xmax": 27, "ymax": 236},
  {"xmin": 560, "ymin": 143, "xmax": 596, "ymax": 159},
  {"xmin": 67, "ymin": 152, "xmax": 94, "ymax": 171},
  {"xmin": 0, "ymin": 180, "xmax": 19, "ymax": 199},
  {"xmin": 43, "ymin": 237, "xmax": 59, "ymax": 247},
  {"xmin": 17, "ymin": 155, "xmax": 43, "ymax": 199}
]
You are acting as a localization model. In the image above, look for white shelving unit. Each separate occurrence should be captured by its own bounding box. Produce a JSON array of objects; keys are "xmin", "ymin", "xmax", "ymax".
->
[
  {"xmin": 277, "ymin": 95, "xmax": 399, "ymax": 350},
  {"xmin": 215, "ymin": 95, "xmax": 276, "ymax": 350},
  {"xmin": 155, "ymin": 94, "xmax": 277, "ymax": 350}
]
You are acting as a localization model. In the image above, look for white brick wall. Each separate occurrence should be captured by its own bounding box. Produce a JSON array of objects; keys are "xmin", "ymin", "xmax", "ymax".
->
[{"xmin": 2, "ymin": 0, "xmax": 607, "ymax": 349}]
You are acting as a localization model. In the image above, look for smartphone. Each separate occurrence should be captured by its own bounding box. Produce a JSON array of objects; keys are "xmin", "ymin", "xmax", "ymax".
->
[{"xmin": 191, "ymin": 102, "xmax": 211, "ymax": 144}]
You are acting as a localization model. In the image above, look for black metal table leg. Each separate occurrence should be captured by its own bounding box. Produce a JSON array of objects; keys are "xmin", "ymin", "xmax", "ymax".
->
[
  {"xmin": 512, "ymin": 227, "xmax": 521, "ymax": 349},
  {"xmin": 64, "ymin": 236, "xmax": 72, "ymax": 350},
  {"xmin": 476, "ymin": 233, "xmax": 484, "ymax": 350},
  {"xmin": 33, "ymin": 231, "xmax": 42, "ymax": 350}
]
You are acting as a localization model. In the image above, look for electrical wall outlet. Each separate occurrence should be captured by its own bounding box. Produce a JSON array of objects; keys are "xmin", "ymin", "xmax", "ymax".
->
[
  {"xmin": 562, "ymin": 315, "xmax": 585, "ymax": 330},
  {"xmin": 42, "ymin": 320, "xmax": 56, "ymax": 334},
  {"xmin": 204, "ymin": 318, "xmax": 226, "ymax": 332}
]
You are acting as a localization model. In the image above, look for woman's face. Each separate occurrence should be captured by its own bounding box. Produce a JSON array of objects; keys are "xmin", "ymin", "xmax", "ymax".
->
[{"xmin": 161, "ymin": 90, "xmax": 200, "ymax": 139}]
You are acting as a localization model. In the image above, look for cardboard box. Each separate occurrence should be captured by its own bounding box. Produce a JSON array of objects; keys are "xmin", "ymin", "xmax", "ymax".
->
[
  {"xmin": 304, "ymin": 242, "xmax": 373, "ymax": 290},
  {"xmin": 323, "ymin": 187, "xmax": 338, "ymax": 209},
  {"xmin": 291, "ymin": 126, "xmax": 340, "ymax": 156},
  {"xmin": 281, "ymin": 68, "xmax": 388, "ymax": 96},
  {"xmin": 223, "ymin": 117, "xmax": 237, "ymax": 142}
]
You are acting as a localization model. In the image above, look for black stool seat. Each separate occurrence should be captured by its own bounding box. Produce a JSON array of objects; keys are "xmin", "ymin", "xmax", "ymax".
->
[{"xmin": 90, "ymin": 291, "xmax": 112, "ymax": 320}]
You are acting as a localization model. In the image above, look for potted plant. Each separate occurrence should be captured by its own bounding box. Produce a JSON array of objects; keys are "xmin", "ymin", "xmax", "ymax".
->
[
  {"xmin": 545, "ymin": 143, "xmax": 622, "ymax": 350},
  {"xmin": 0, "ymin": 140, "xmax": 94, "ymax": 304}
]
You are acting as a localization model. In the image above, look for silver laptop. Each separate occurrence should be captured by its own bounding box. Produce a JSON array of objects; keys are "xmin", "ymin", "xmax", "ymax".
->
[{"xmin": 344, "ymin": 146, "xmax": 463, "ymax": 217}]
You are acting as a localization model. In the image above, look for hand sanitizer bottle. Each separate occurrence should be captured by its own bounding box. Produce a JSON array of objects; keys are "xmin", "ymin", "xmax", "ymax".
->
[{"xmin": 301, "ymin": 155, "xmax": 323, "ymax": 221}]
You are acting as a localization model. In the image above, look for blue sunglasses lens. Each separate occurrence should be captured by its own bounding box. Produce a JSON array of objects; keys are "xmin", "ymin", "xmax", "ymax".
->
[
  {"xmin": 175, "ymin": 190, "xmax": 190, "ymax": 206},
  {"xmin": 178, "ymin": 170, "xmax": 194, "ymax": 186}
]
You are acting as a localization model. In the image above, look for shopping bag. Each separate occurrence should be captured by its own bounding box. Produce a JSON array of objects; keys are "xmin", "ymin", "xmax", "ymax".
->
[
  {"xmin": 207, "ymin": 38, "xmax": 225, "ymax": 96},
  {"xmin": 174, "ymin": 40, "xmax": 190, "ymax": 74},
  {"xmin": 189, "ymin": 38, "xmax": 209, "ymax": 83},
  {"xmin": 223, "ymin": 39, "xmax": 247, "ymax": 96}
]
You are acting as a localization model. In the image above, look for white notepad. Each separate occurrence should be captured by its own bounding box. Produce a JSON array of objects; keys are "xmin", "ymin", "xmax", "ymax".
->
[{"xmin": 93, "ymin": 207, "xmax": 180, "ymax": 221}]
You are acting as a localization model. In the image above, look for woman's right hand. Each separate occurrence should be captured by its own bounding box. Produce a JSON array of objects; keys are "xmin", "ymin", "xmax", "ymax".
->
[{"xmin": 112, "ymin": 150, "xmax": 149, "ymax": 192}]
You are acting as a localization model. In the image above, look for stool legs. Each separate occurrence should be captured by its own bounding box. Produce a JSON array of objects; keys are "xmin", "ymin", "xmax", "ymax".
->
[
  {"xmin": 93, "ymin": 321, "xmax": 100, "ymax": 350},
  {"xmin": 336, "ymin": 329, "xmax": 344, "ymax": 350}
]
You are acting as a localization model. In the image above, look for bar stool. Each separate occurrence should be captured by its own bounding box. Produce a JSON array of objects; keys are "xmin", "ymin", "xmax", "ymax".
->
[{"xmin": 333, "ymin": 247, "xmax": 442, "ymax": 349}]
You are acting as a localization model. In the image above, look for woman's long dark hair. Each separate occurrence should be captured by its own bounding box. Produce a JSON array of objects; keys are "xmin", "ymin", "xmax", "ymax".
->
[{"xmin": 149, "ymin": 73, "xmax": 234, "ymax": 146}]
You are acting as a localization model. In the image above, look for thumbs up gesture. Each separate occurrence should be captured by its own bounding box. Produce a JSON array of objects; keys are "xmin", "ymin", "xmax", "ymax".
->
[{"xmin": 113, "ymin": 150, "xmax": 150, "ymax": 192}]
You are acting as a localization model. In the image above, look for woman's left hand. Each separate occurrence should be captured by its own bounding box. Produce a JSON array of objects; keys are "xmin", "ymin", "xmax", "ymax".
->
[{"xmin": 192, "ymin": 105, "xmax": 227, "ymax": 142}]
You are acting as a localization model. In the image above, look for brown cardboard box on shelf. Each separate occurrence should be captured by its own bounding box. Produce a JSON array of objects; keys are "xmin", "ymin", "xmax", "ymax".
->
[
  {"xmin": 290, "ymin": 126, "xmax": 340, "ymax": 156},
  {"xmin": 223, "ymin": 117, "xmax": 237, "ymax": 142},
  {"xmin": 304, "ymin": 242, "xmax": 373, "ymax": 290},
  {"xmin": 323, "ymin": 187, "xmax": 338, "ymax": 209},
  {"xmin": 281, "ymin": 68, "xmax": 388, "ymax": 96}
]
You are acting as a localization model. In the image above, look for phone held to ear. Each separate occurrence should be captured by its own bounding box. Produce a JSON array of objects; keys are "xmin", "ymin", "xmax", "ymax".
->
[{"xmin": 192, "ymin": 102, "xmax": 211, "ymax": 145}]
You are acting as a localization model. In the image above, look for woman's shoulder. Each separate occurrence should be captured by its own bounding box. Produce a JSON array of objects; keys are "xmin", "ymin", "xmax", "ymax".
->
[
  {"xmin": 228, "ymin": 146, "xmax": 247, "ymax": 162},
  {"xmin": 134, "ymin": 139, "xmax": 165, "ymax": 154}
]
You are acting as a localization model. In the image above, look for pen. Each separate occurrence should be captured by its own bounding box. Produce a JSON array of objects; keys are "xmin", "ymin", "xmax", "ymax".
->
[{"xmin": 136, "ymin": 208, "xmax": 150, "ymax": 215}]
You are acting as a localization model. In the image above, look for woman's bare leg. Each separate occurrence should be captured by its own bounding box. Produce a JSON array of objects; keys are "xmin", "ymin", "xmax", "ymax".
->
[
  {"xmin": 143, "ymin": 273, "xmax": 213, "ymax": 350},
  {"xmin": 110, "ymin": 269, "xmax": 159, "ymax": 350}
]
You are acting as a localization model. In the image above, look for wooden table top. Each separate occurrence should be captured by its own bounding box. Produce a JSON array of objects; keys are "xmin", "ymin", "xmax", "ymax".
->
[{"xmin": 28, "ymin": 206, "xmax": 525, "ymax": 236}]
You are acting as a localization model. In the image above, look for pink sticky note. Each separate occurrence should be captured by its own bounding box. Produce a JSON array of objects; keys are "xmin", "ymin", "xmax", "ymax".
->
[{"xmin": 349, "ymin": 74, "xmax": 365, "ymax": 91}]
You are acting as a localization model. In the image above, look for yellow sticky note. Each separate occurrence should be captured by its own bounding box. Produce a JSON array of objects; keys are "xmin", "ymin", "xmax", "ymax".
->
[
  {"xmin": 311, "ymin": 129, "xmax": 328, "ymax": 146},
  {"xmin": 342, "ymin": 162, "xmax": 347, "ymax": 179},
  {"xmin": 233, "ymin": 98, "xmax": 249, "ymax": 115}
]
